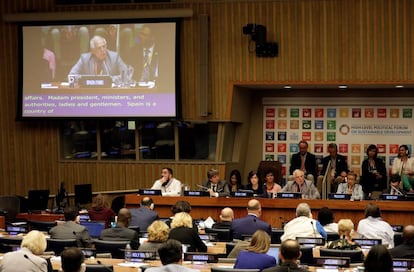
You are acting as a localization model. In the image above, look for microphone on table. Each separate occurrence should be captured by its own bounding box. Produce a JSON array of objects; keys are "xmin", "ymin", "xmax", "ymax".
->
[
  {"xmin": 97, "ymin": 260, "xmax": 114, "ymax": 272},
  {"xmin": 24, "ymin": 254, "xmax": 46, "ymax": 272},
  {"xmin": 310, "ymin": 221, "xmax": 317, "ymax": 238},
  {"xmin": 391, "ymin": 185, "xmax": 404, "ymax": 196}
]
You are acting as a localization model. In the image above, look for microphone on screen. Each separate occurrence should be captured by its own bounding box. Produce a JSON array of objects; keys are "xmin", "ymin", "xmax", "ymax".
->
[{"xmin": 24, "ymin": 254, "xmax": 46, "ymax": 272}]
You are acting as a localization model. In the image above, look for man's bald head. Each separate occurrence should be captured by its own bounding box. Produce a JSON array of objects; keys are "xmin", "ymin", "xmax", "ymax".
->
[
  {"xmin": 220, "ymin": 207, "xmax": 234, "ymax": 222},
  {"xmin": 280, "ymin": 239, "xmax": 301, "ymax": 261},
  {"xmin": 247, "ymin": 199, "xmax": 261, "ymax": 217},
  {"xmin": 403, "ymin": 225, "xmax": 414, "ymax": 243},
  {"xmin": 117, "ymin": 208, "xmax": 131, "ymax": 227}
]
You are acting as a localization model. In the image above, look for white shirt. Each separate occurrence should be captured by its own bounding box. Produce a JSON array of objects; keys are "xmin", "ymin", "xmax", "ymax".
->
[
  {"xmin": 151, "ymin": 177, "xmax": 182, "ymax": 196},
  {"xmin": 323, "ymin": 222, "xmax": 339, "ymax": 233},
  {"xmin": 357, "ymin": 216, "xmax": 394, "ymax": 248},
  {"xmin": 281, "ymin": 216, "xmax": 322, "ymax": 242}
]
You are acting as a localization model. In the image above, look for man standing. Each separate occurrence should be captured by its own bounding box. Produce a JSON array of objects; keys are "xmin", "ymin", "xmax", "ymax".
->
[
  {"xmin": 130, "ymin": 197, "xmax": 158, "ymax": 232},
  {"xmin": 289, "ymin": 140, "xmax": 317, "ymax": 181},
  {"xmin": 202, "ymin": 169, "xmax": 230, "ymax": 197},
  {"xmin": 230, "ymin": 199, "xmax": 272, "ymax": 240},
  {"xmin": 281, "ymin": 169, "xmax": 320, "ymax": 199},
  {"xmin": 321, "ymin": 143, "xmax": 349, "ymax": 191},
  {"xmin": 151, "ymin": 167, "xmax": 182, "ymax": 196}
]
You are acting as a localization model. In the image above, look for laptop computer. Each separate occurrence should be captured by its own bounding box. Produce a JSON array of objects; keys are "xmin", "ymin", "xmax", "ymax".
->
[
  {"xmin": 328, "ymin": 193, "xmax": 352, "ymax": 200},
  {"xmin": 277, "ymin": 192, "xmax": 302, "ymax": 199},
  {"xmin": 266, "ymin": 244, "xmax": 280, "ymax": 264},
  {"xmin": 80, "ymin": 221, "xmax": 105, "ymax": 238}
]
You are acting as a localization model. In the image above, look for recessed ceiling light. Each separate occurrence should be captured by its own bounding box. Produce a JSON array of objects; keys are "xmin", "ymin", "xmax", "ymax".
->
[
  {"xmin": 283, "ymin": 85, "xmax": 292, "ymax": 89},
  {"xmin": 338, "ymin": 85, "xmax": 348, "ymax": 89},
  {"xmin": 395, "ymin": 85, "xmax": 404, "ymax": 88}
]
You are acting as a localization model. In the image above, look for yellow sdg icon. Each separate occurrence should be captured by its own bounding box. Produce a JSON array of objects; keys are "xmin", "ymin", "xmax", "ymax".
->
[{"xmin": 339, "ymin": 124, "xmax": 350, "ymax": 135}]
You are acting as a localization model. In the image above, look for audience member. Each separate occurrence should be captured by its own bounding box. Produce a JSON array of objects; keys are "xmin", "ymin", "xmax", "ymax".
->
[
  {"xmin": 392, "ymin": 144, "xmax": 414, "ymax": 192},
  {"xmin": 60, "ymin": 247, "xmax": 85, "ymax": 272},
  {"xmin": 138, "ymin": 220, "xmax": 170, "ymax": 252},
  {"xmin": 383, "ymin": 174, "xmax": 406, "ymax": 195},
  {"xmin": 327, "ymin": 219, "xmax": 360, "ymax": 250},
  {"xmin": 227, "ymin": 169, "xmax": 243, "ymax": 192},
  {"xmin": 99, "ymin": 208, "xmax": 139, "ymax": 249},
  {"xmin": 166, "ymin": 200, "xmax": 197, "ymax": 230},
  {"xmin": 261, "ymin": 169, "xmax": 282, "ymax": 198},
  {"xmin": 281, "ymin": 202, "xmax": 326, "ymax": 242},
  {"xmin": 390, "ymin": 224, "xmax": 414, "ymax": 258},
  {"xmin": 1, "ymin": 230, "xmax": 48, "ymax": 272},
  {"xmin": 202, "ymin": 169, "xmax": 230, "ymax": 197},
  {"xmin": 289, "ymin": 140, "xmax": 317, "ymax": 182},
  {"xmin": 88, "ymin": 194, "xmax": 116, "ymax": 228},
  {"xmin": 234, "ymin": 230, "xmax": 277, "ymax": 271},
  {"xmin": 363, "ymin": 244, "xmax": 393, "ymax": 272},
  {"xmin": 317, "ymin": 207, "xmax": 338, "ymax": 233},
  {"xmin": 49, "ymin": 206, "xmax": 92, "ymax": 247},
  {"xmin": 151, "ymin": 167, "xmax": 182, "ymax": 196},
  {"xmin": 68, "ymin": 35, "xmax": 127, "ymax": 79},
  {"xmin": 230, "ymin": 199, "xmax": 272, "ymax": 240},
  {"xmin": 145, "ymin": 239, "xmax": 200, "ymax": 272},
  {"xmin": 281, "ymin": 169, "xmax": 320, "ymax": 199},
  {"xmin": 211, "ymin": 207, "xmax": 234, "ymax": 229},
  {"xmin": 245, "ymin": 170, "xmax": 264, "ymax": 196},
  {"xmin": 262, "ymin": 239, "xmax": 307, "ymax": 272},
  {"xmin": 336, "ymin": 172, "xmax": 364, "ymax": 200},
  {"xmin": 357, "ymin": 203, "xmax": 394, "ymax": 248},
  {"xmin": 130, "ymin": 197, "xmax": 158, "ymax": 231},
  {"xmin": 321, "ymin": 143, "xmax": 349, "ymax": 193},
  {"xmin": 360, "ymin": 144, "xmax": 387, "ymax": 198},
  {"xmin": 168, "ymin": 212, "xmax": 207, "ymax": 252}
]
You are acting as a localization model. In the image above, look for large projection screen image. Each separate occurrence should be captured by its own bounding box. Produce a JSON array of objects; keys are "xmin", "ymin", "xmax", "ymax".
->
[{"xmin": 20, "ymin": 21, "xmax": 177, "ymax": 118}]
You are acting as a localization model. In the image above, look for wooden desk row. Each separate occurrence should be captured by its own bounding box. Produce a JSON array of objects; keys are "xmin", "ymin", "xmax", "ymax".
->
[{"xmin": 125, "ymin": 194, "xmax": 414, "ymax": 228}]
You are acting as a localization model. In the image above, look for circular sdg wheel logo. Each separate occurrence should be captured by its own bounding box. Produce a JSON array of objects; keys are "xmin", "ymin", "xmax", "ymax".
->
[{"xmin": 339, "ymin": 124, "xmax": 350, "ymax": 135}]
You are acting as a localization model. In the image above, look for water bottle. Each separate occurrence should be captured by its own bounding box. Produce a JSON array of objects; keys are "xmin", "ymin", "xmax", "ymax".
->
[{"xmin": 124, "ymin": 242, "xmax": 132, "ymax": 262}]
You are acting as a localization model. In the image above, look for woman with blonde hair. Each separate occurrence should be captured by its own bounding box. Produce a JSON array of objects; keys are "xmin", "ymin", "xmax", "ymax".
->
[
  {"xmin": 234, "ymin": 230, "xmax": 277, "ymax": 270},
  {"xmin": 168, "ymin": 212, "xmax": 207, "ymax": 252},
  {"xmin": 327, "ymin": 219, "xmax": 360, "ymax": 250},
  {"xmin": 139, "ymin": 220, "xmax": 170, "ymax": 251},
  {"xmin": 88, "ymin": 193, "xmax": 116, "ymax": 228},
  {"xmin": 1, "ymin": 230, "xmax": 48, "ymax": 272}
]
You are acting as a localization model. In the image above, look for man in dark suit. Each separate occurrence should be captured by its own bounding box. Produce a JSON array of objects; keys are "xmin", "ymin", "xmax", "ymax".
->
[
  {"xmin": 390, "ymin": 225, "xmax": 414, "ymax": 258},
  {"xmin": 230, "ymin": 199, "xmax": 272, "ymax": 240},
  {"xmin": 99, "ymin": 208, "xmax": 140, "ymax": 249},
  {"xmin": 212, "ymin": 207, "xmax": 234, "ymax": 229},
  {"xmin": 321, "ymin": 143, "xmax": 349, "ymax": 192},
  {"xmin": 130, "ymin": 196, "xmax": 158, "ymax": 232},
  {"xmin": 68, "ymin": 35, "xmax": 127, "ymax": 81},
  {"xmin": 262, "ymin": 239, "xmax": 307, "ymax": 272},
  {"xmin": 202, "ymin": 169, "xmax": 230, "ymax": 197},
  {"xmin": 289, "ymin": 140, "xmax": 317, "ymax": 181},
  {"xmin": 49, "ymin": 206, "xmax": 92, "ymax": 247}
]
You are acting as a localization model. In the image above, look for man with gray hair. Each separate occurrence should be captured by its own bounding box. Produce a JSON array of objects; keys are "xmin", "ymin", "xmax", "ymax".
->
[
  {"xmin": 281, "ymin": 169, "xmax": 320, "ymax": 199},
  {"xmin": 280, "ymin": 202, "xmax": 326, "ymax": 242}
]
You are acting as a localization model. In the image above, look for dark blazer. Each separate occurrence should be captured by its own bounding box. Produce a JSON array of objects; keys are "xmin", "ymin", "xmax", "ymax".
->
[
  {"xmin": 49, "ymin": 221, "xmax": 92, "ymax": 247},
  {"xmin": 130, "ymin": 207, "xmax": 158, "ymax": 232},
  {"xmin": 211, "ymin": 221, "xmax": 232, "ymax": 229},
  {"xmin": 68, "ymin": 50, "xmax": 127, "ymax": 77},
  {"xmin": 230, "ymin": 214, "xmax": 272, "ymax": 240},
  {"xmin": 262, "ymin": 262, "xmax": 308, "ymax": 272},
  {"xmin": 390, "ymin": 242, "xmax": 414, "ymax": 258},
  {"xmin": 99, "ymin": 225, "xmax": 140, "ymax": 249},
  {"xmin": 168, "ymin": 226, "xmax": 207, "ymax": 252},
  {"xmin": 360, "ymin": 157, "xmax": 387, "ymax": 194},
  {"xmin": 321, "ymin": 154, "xmax": 349, "ymax": 177},
  {"xmin": 289, "ymin": 152, "xmax": 317, "ymax": 179},
  {"xmin": 202, "ymin": 180, "xmax": 230, "ymax": 197}
]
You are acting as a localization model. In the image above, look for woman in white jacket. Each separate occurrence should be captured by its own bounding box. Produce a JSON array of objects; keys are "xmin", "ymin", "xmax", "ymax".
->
[{"xmin": 392, "ymin": 145, "xmax": 414, "ymax": 192}]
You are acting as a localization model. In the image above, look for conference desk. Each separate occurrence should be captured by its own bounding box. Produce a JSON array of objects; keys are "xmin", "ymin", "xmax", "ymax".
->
[{"xmin": 125, "ymin": 194, "xmax": 414, "ymax": 228}]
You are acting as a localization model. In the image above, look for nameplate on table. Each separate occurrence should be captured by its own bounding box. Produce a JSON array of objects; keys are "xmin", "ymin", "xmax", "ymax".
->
[
  {"xmin": 328, "ymin": 193, "xmax": 351, "ymax": 200},
  {"xmin": 231, "ymin": 190, "xmax": 254, "ymax": 197},
  {"xmin": 393, "ymin": 258, "xmax": 414, "ymax": 270},
  {"xmin": 296, "ymin": 237, "xmax": 326, "ymax": 246},
  {"xmin": 125, "ymin": 250, "xmax": 157, "ymax": 263},
  {"xmin": 379, "ymin": 194, "xmax": 405, "ymax": 201},
  {"xmin": 314, "ymin": 257, "xmax": 350, "ymax": 268},
  {"xmin": 183, "ymin": 190, "xmax": 210, "ymax": 197},
  {"xmin": 138, "ymin": 189, "xmax": 162, "ymax": 195},
  {"xmin": 184, "ymin": 252, "xmax": 219, "ymax": 263},
  {"xmin": 276, "ymin": 192, "xmax": 302, "ymax": 199}
]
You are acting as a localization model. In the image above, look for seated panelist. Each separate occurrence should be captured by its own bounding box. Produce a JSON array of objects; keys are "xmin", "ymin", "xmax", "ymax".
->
[
  {"xmin": 336, "ymin": 172, "xmax": 364, "ymax": 200},
  {"xmin": 151, "ymin": 167, "xmax": 182, "ymax": 196},
  {"xmin": 383, "ymin": 174, "xmax": 406, "ymax": 195},
  {"xmin": 281, "ymin": 169, "xmax": 320, "ymax": 199},
  {"xmin": 201, "ymin": 169, "xmax": 230, "ymax": 197}
]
